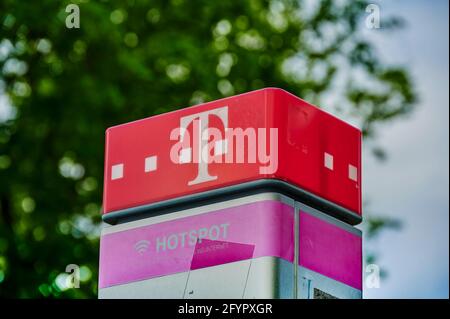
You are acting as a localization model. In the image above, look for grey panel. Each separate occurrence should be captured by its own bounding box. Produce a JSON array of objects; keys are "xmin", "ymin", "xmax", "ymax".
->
[
  {"xmin": 99, "ymin": 272, "xmax": 188, "ymax": 299},
  {"xmin": 99, "ymin": 257, "xmax": 293, "ymax": 299},
  {"xmin": 298, "ymin": 267, "xmax": 362, "ymax": 299},
  {"xmin": 184, "ymin": 259, "xmax": 252, "ymax": 299},
  {"xmin": 242, "ymin": 257, "xmax": 294, "ymax": 299},
  {"xmin": 99, "ymin": 260, "xmax": 361, "ymax": 299}
]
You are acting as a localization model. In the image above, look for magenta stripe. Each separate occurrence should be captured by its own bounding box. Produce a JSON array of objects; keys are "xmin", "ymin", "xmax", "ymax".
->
[
  {"xmin": 299, "ymin": 212, "xmax": 362, "ymax": 290},
  {"xmin": 99, "ymin": 200, "xmax": 294, "ymax": 288}
]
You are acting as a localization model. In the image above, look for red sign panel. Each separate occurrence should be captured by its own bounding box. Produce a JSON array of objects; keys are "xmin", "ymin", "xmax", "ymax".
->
[{"xmin": 103, "ymin": 88, "xmax": 362, "ymax": 216}]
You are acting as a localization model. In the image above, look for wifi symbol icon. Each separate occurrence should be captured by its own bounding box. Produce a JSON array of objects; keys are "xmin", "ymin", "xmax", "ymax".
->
[{"xmin": 134, "ymin": 240, "xmax": 150, "ymax": 255}]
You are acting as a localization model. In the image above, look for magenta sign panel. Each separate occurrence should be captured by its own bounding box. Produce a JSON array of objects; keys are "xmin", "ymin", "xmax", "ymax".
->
[
  {"xmin": 99, "ymin": 200, "xmax": 294, "ymax": 289},
  {"xmin": 99, "ymin": 200, "xmax": 361, "ymax": 291},
  {"xmin": 299, "ymin": 211, "xmax": 362, "ymax": 290}
]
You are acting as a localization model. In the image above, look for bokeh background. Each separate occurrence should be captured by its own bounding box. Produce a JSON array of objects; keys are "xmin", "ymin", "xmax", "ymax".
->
[{"xmin": 0, "ymin": 0, "xmax": 448, "ymax": 298}]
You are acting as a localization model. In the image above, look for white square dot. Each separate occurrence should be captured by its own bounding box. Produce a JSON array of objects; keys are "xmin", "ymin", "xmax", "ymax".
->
[
  {"xmin": 111, "ymin": 164, "xmax": 124, "ymax": 180},
  {"xmin": 349, "ymin": 164, "xmax": 358, "ymax": 182},
  {"xmin": 145, "ymin": 156, "xmax": 157, "ymax": 172},
  {"xmin": 324, "ymin": 152, "xmax": 334, "ymax": 170},
  {"xmin": 179, "ymin": 148, "xmax": 192, "ymax": 164},
  {"xmin": 214, "ymin": 139, "xmax": 228, "ymax": 156}
]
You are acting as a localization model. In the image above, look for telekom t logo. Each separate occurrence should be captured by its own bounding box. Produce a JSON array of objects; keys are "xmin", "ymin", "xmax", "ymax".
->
[
  {"xmin": 170, "ymin": 106, "xmax": 278, "ymax": 186},
  {"xmin": 172, "ymin": 106, "xmax": 228, "ymax": 185}
]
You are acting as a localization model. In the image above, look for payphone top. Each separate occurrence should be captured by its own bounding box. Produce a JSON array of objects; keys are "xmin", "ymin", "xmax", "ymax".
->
[{"xmin": 103, "ymin": 88, "xmax": 362, "ymax": 224}]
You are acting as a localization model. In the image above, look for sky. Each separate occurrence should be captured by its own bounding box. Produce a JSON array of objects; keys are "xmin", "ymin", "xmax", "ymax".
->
[
  {"xmin": 0, "ymin": 0, "xmax": 448, "ymax": 299},
  {"xmin": 360, "ymin": 0, "xmax": 449, "ymax": 298}
]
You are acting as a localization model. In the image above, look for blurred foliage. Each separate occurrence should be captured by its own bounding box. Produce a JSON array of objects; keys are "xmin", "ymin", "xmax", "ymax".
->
[
  {"xmin": 365, "ymin": 216, "xmax": 402, "ymax": 240},
  {"xmin": 0, "ymin": 0, "xmax": 415, "ymax": 298}
]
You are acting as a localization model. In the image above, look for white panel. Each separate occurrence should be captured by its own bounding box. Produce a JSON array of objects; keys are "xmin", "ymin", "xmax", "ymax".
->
[
  {"xmin": 185, "ymin": 260, "xmax": 251, "ymax": 299},
  {"xmin": 145, "ymin": 156, "xmax": 157, "ymax": 172},
  {"xmin": 348, "ymin": 164, "xmax": 358, "ymax": 182},
  {"xmin": 111, "ymin": 164, "xmax": 124, "ymax": 180},
  {"xmin": 324, "ymin": 152, "xmax": 334, "ymax": 170},
  {"xmin": 99, "ymin": 272, "xmax": 188, "ymax": 299}
]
